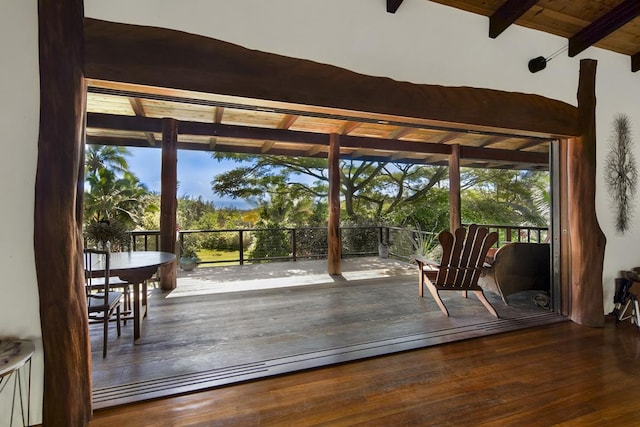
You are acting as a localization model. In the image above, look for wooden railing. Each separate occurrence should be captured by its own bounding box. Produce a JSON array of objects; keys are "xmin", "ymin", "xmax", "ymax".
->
[
  {"xmin": 464, "ymin": 223, "xmax": 549, "ymax": 247},
  {"xmin": 127, "ymin": 223, "xmax": 548, "ymax": 267}
]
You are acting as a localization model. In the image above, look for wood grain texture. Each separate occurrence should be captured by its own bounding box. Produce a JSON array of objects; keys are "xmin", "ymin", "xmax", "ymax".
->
[
  {"xmin": 159, "ymin": 118, "xmax": 178, "ymax": 290},
  {"xmin": 35, "ymin": 0, "xmax": 92, "ymax": 425},
  {"xmin": 328, "ymin": 134, "xmax": 341, "ymax": 275},
  {"xmin": 568, "ymin": 60, "xmax": 606, "ymax": 326},
  {"xmin": 449, "ymin": 144, "xmax": 461, "ymax": 231},
  {"xmin": 90, "ymin": 320, "xmax": 640, "ymax": 426},
  {"xmin": 83, "ymin": 18, "xmax": 579, "ymax": 138}
]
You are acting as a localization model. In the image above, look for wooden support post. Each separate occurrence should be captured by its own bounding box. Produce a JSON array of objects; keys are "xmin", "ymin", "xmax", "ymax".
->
[
  {"xmin": 35, "ymin": 0, "xmax": 92, "ymax": 425},
  {"xmin": 449, "ymin": 144, "xmax": 462, "ymax": 231},
  {"xmin": 328, "ymin": 133, "xmax": 342, "ymax": 275},
  {"xmin": 567, "ymin": 59, "xmax": 606, "ymax": 326},
  {"xmin": 160, "ymin": 118, "xmax": 178, "ymax": 290}
]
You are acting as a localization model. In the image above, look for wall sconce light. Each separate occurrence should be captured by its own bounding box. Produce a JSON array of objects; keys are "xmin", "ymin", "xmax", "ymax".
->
[{"xmin": 528, "ymin": 45, "xmax": 568, "ymax": 73}]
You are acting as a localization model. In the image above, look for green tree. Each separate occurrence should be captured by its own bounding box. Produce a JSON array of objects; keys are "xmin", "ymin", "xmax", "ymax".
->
[
  {"xmin": 85, "ymin": 145, "xmax": 130, "ymax": 175},
  {"xmin": 211, "ymin": 154, "xmax": 447, "ymax": 221}
]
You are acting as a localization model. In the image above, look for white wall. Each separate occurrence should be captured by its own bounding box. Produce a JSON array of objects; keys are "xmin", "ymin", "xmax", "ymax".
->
[
  {"xmin": 4, "ymin": 0, "xmax": 638, "ymax": 422},
  {"xmin": 0, "ymin": 0, "xmax": 43, "ymax": 424}
]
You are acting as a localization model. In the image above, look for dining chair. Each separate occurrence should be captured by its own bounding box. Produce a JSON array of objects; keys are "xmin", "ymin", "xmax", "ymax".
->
[{"xmin": 84, "ymin": 248, "xmax": 124, "ymax": 358}]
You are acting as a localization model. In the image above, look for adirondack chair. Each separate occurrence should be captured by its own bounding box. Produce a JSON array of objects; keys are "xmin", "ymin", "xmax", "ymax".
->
[{"xmin": 416, "ymin": 224, "xmax": 499, "ymax": 318}]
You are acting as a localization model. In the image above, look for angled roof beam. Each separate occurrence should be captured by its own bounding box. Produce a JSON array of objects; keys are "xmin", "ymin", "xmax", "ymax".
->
[
  {"xmin": 632, "ymin": 51, "xmax": 640, "ymax": 72},
  {"xmin": 277, "ymin": 114, "xmax": 298, "ymax": 129},
  {"xmin": 387, "ymin": 0, "xmax": 404, "ymax": 14},
  {"xmin": 128, "ymin": 97, "xmax": 157, "ymax": 146},
  {"xmin": 569, "ymin": 0, "xmax": 640, "ymax": 57},
  {"xmin": 489, "ymin": 0, "xmax": 539, "ymax": 39}
]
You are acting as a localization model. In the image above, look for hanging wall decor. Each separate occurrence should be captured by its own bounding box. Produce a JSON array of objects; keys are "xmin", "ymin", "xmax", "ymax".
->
[{"xmin": 604, "ymin": 113, "xmax": 637, "ymax": 233}]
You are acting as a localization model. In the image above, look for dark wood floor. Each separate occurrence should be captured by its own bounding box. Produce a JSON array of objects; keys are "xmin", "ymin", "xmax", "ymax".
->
[
  {"xmin": 90, "ymin": 320, "xmax": 640, "ymax": 426},
  {"xmin": 90, "ymin": 258, "xmax": 563, "ymax": 408}
]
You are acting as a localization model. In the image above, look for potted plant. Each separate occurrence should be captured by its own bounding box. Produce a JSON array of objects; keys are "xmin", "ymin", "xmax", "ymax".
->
[{"xmin": 179, "ymin": 239, "xmax": 201, "ymax": 271}]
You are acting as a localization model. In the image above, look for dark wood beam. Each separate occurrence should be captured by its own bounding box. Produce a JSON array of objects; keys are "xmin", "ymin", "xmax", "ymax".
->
[
  {"xmin": 459, "ymin": 146, "xmax": 547, "ymax": 165},
  {"xmin": 36, "ymin": 0, "xmax": 92, "ymax": 425},
  {"xmin": 632, "ymin": 51, "xmax": 640, "ymax": 72},
  {"xmin": 387, "ymin": 0, "xmax": 404, "ymax": 14},
  {"xmin": 567, "ymin": 59, "xmax": 605, "ymax": 326},
  {"xmin": 449, "ymin": 144, "xmax": 461, "ymax": 231},
  {"xmin": 159, "ymin": 118, "xmax": 178, "ymax": 290},
  {"xmin": 341, "ymin": 134, "xmax": 452, "ymax": 155},
  {"xmin": 569, "ymin": 0, "xmax": 640, "ymax": 57},
  {"xmin": 489, "ymin": 0, "xmax": 539, "ymax": 39},
  {"xmin": 86, "ymin": 113, "xmax": 549, "ymax": 166},
  {"xmin": 84, "ymin": 18, "xmax": 579, "ymax": 137},
  {"xmin": 328, "ymin": 134, "xmax": 341, "ymax": 275}
]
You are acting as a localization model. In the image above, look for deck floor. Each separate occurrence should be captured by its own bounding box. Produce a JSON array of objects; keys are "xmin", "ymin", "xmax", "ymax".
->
[{"xmin": 90, "ymin": 257, "xmax": 565, "ymax": 408}]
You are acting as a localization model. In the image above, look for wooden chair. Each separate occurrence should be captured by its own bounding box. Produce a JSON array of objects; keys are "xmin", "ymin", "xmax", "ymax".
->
[
  {"xmin": 84, "ymin": 248, "xmax": 123, "ymax": 358},
  {"xmin": 416, "ymin": 224, "xmax": 499, "ymax": 318}
]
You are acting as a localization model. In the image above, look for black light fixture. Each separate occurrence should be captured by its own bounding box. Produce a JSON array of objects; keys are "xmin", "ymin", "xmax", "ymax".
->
[{"xmin": 528, "ymin": 45, "xmax": 568, "ymax": 73}]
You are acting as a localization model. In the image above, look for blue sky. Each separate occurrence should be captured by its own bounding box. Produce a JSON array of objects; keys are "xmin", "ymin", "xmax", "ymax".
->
[{"xmin": 127, "ymin": 147, "xmax": 251, "ymax": 209}]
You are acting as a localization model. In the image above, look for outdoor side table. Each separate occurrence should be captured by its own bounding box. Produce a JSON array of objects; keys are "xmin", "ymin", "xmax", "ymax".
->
[{"xmin": 0, "ymin": 339, "xmax": 34, "ymax": 427}]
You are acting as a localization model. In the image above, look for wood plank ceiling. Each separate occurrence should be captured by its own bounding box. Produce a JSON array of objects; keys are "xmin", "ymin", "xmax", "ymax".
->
[
  {"xmin": 403, "ymin": 0, "xmax": 640, "ymax": 72},
  {"xmin": 85, "ymin": 79, "xmax": 551, "ymax": 171}
]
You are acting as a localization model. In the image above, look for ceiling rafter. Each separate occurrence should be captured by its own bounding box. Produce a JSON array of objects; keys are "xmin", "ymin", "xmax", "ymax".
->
[
  {"xmin": 261, "ymin": 141, "xmax": 275, "ymax": 153},
  {"xmin": 128, "ymin": 97, "xmax": 157, "ymax": 146},
  {"xmin": 338, "ymin": 121, "xmax": 362, "ymax": 135},
  {"xmin": 388, "ymin": 127, "xmax": 414, "ymax": 140},
  {"xmin": 387, "ymin": 0, "xmax": 404, "ymax": 14},
  {"xmin": 436, "ymin": 132, "xmax": 464, "ymax": 144},
  {"xmin": 213, "ymin": 106, "xmax": 224, "ymax": 124},
  {"xmin": 478, "ymin": 136, "xmax": 508, "ymax": 148},
  {"xmin": 568, "ymin": 0, "xmax": 640, "ymax": 57},
  {"xmin": 277, "ymin": 114, "xmax": 298, "ymax": 129},
  {"xmin": 633, "ymin": 51, "xmax": 640, "ymax": 72},
  {"xmin": 86, "ymin": 112, "xmax": 548, "ymax": 167},
  {"xmin": 489, "ymin": 0, "xmax": 539, "ymax": 39}
]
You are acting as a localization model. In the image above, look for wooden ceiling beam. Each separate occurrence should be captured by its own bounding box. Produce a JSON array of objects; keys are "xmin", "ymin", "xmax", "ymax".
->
[
  {"xmin": 277, "ymin": 114, "xmax": 298, "ymax": 129},
  {"xmin": 478, "ymin": 136, "xmax": 508, "ymax": 148},
  {"xmin": 632, "ymin": 51, "xmax": 640, "ymax": 72},
  {"xmin": 305, "ymin": 146, "xmax": 323, "ymax": 156},
  {"xmin": 87, "ymin": 112, "xmax": 547, "ymax": 166},
  {"xmin": 85, "ymin": 19, "xmax": 579, "ymax": 137},
  {"xmin": 338, "ymin": 121, "xmax": 362, "ymax": 135},
  {"xmin": 569, "ymin": 0, "xmax": 640, "ymax": 57},
  {"xmin": 261, "ymin": 141, "xmax": 275, "ymax": 153},
  {"xmin": 460, "ymin": 145, "xmax": 547, "ymax": 165},
  {"xmin": 213, "ymin": 106, "xmax": 224, "ymax": 124},
  {"xmin": 436, "ymin": 132, "xmax": 464, "ymax": 144},
  {"xmin": 489, "ymin": 0, "xmax": 539, "ymax": 39},
  {"xmin": 388, "ymin": 127, "xmax": 414, "ymax": 140},
  {"xmin": 387, "ymin": 0, "xmax": 404, "ymax": 14},
  {"xmin": 128, "ymin": 97, "xmax": 157, "ymax": 146}
]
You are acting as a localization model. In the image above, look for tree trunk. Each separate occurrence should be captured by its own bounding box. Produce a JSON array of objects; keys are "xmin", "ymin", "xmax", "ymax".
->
[
  {"xmin": 35, "ymin": 0, "xmax": 92, "ymax": 425},
  {"xmin": 568, "ymin": 59, "xmax": 606, "ymax": 327}
]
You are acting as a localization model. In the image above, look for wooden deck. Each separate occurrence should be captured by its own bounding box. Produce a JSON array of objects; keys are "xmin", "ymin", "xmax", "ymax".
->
[
  {"xmin": 90, "ymin": 320, "xmax": 640, "ymax": 426},
  {"xmin": 90, "ymin": 257, "xmax": 565, "ymax": 409}
]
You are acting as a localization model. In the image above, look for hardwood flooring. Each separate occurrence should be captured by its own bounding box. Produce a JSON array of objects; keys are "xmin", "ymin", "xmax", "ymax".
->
[
  {"xmin": 90, "ymin": 320, "xmax": 640, "ymax": 426},
  {"xmin": 89, "ymin": 258, "xmax": 564, "ymax": 409}
]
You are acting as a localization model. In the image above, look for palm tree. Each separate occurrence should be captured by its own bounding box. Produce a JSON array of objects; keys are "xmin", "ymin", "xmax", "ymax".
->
[{"xmin": 85, "ymin": 145, "xmax": 130, "ymax": 175}]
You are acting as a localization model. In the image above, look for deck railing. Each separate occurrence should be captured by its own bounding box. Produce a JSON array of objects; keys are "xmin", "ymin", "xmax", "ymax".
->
[{"xmin": 127, "ymin": 223, "xmax": 548, "ymax": 267}]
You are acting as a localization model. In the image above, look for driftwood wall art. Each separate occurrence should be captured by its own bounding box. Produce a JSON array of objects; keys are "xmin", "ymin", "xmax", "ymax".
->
[{"xmin": 604, "ymin": 113, "xmax": 637, "ymax": 234}]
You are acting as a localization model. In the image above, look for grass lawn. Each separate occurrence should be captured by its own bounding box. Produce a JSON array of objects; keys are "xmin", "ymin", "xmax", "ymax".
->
[{"xmin": 195, "ymin": 249, "xmax": 240, "ymax": 266}]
